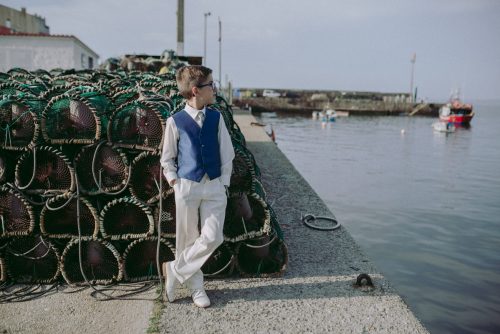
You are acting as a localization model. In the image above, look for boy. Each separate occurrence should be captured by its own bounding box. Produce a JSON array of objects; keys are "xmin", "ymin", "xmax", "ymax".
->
[{"xmin": 160, "ymin": 65, "xmax": 235, "ymax": 308}]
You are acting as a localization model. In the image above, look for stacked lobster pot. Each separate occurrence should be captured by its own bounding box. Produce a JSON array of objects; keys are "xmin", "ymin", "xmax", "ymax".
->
[{"xmin": 0, "ymin": 67, "xmax": 287, "ymax": 288}]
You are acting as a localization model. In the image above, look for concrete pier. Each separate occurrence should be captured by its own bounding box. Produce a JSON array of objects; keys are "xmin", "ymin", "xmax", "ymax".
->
[
  {"xmin": 0, "ymin": 109, "xmax": 429, "ymax": 334},
  {"xmin": 157, "ymin": 109, "xmax": 428, "ymax": 333}
]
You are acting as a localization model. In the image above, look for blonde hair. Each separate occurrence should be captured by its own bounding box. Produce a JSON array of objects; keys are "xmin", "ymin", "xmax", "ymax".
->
[{"xmin": 175, "ymin": 65, "xmax": 212, "ymax": 99}]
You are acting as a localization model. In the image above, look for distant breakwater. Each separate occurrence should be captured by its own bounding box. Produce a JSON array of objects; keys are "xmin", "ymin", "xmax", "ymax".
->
[{"xmin": 233, "ymin": 89, "xmax": 442, "ymax": 116}]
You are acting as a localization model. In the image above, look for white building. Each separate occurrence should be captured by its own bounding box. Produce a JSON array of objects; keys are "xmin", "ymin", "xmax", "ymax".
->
[{"xmin": 0, "ymin": 32, "xmax": 99, "ymax": 72}]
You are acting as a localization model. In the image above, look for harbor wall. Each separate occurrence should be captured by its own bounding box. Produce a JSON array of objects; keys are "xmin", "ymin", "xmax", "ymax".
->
[{"xmin": 233, "ymin": 89, "xmax": 442, "ymax": 116}]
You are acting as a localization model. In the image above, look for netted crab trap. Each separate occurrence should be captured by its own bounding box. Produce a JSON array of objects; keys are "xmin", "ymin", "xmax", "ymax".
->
[
  {"xmin": 0, "ymin": 150, "xmax": 22, "ymax": 185},
  {"xmin": 223, "ymin": 186, "xmax": 271, "ymax": 242},
  {"xmin": 153, "ymin": 191, "xmax": 176, "ymax": 238},
  {"xmin": 122, "ymin": 237, "xmax": 175, "ymax": 282},
  {"xmin": 107, "ymin": 99, "xmax": 171, "ymax": 151},
  {"xmin": 235, "ymin": 235, "xmax": 288, "ymax": 277},
  {"xmin": 129, "ymin": 151, "xmax": 172, "ymax": 203},
  {"xmin": 15, "ymin": 146, "xmax": 75, "ymax": 194},
  {"xmin": 41, "ymin": 88, "xmax": 112, "ymax": 145},
  {"xmin": 0, "ymin": 68, "xmax": 289, "ymax": 286},
  {"xmin": 40, "ymin": 193, "xmax": 99, "ymax": 239},
  {"xmin": 229, "ymin": 142, "xmax": 261, "ymax": 193},
  {"xmin": 74, "ymin": 142, "xmax": 130, "ymax": 195},
  {"xmin": 202, "ymin": 243, "xmax": 235, "ymax": 278},
  {"xmin": 100, "ymin": 197, "xmax": 155, "ymax": 240},
  {"xmin": 4, "ymin": 235, "xmax": 60, "ymax": 283},
  {"xmin": 61, "ymin": 237, "xmax": 122, "ymax": 285},
  {"xmin": 0, "ymin": 94, "xmax": 43, "ymax": 151},
  {"xmin": 0, "ymin": 186, "xmax": 35, "ymax": 238}
]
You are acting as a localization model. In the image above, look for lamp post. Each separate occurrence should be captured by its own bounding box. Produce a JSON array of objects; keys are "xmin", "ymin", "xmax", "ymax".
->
[
  {"xmin": 410, "ymin": 53, "xmax": 416, "ymax": 103},
  {"xmin": 218, "ymin": 17, "xmax": 222, "ymax": 90},
  {"xmin": 203, "ymin": 12, "xmax": 211, "ymax": 66}
]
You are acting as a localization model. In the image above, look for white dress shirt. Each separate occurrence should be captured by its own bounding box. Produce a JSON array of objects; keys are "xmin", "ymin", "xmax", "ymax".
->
[{"xmin": 160, "ymin": 103, "xmax": 235, "ymax": 186}]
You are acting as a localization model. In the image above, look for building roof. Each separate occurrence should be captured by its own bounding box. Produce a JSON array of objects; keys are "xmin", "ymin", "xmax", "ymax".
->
[{"xmin": 0, "ymin": 30, "xmax": 98, "ymax": 58}]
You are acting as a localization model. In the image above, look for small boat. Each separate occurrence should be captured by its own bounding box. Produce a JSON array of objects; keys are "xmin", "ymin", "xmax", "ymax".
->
[
  {"xmin": 323, "ymin": 109, "xmax": 336, "ymax": 122},
  {"xmin": 335, "ymin": 111, "xmax": 349, "ymax": 117},
  {"xmin": 439, "ymin": 100, "xmax": 474, "ymax": 125},
  {"xmin": 312, "ymin": 111, "xmax": 321, "ymax": 120},
  {"xmin": 432, "ymin": 121, "xmax": 456, "ymax": 133},
  {"xmin": 313, "ymin": 110, "xmax": 335, "ymax": 122}
]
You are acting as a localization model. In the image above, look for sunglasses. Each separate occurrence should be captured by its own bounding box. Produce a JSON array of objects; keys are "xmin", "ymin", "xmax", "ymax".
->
[{"xmin": 197, "ymin": 81, "xmax": 217, "ymax": 90}]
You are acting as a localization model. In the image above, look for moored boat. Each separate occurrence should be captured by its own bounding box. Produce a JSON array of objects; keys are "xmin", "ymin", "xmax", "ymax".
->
[
  {"xmin": 432, "ymin": 121, "xmax": 455, "ymax": 133},
  {"xmin": 439, "ymin": 100, "xmax": 474, "ymax": 125}
]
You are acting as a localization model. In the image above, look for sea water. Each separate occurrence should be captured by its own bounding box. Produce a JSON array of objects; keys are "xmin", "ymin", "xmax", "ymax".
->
[{"xmin": 257, "ymin": 103, "xmax": 500, "ymax": 334}]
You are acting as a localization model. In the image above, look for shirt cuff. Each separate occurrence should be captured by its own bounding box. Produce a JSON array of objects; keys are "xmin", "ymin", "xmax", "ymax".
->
[
  {"xmin": 165, "ymin": 172, "xmax": 178, "ymax": 184},
  {"xmin": 220, "ymin": 175, "xmax": 231, "ymax": 187}
]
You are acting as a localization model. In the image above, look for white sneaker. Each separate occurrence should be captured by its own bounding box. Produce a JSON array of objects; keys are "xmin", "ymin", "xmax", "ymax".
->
[
  {"xmin": 162, "ymin": 262, "xmax": 178, "ymax": 303},
  {"xmin": 191, "ymin": 289, "xmax": 211, "ymax": 308}
]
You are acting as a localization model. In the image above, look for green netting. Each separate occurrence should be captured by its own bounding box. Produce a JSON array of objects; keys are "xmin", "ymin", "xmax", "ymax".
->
[
  {"xmin": 0, "ymin": 72, "xmax": 11, "ymax": 82},
  {"xmin": 123, "ymin": 237, "xmax": 175, "ymax": 282},
  {"xmin": 5, "ymin": 235, "xmax": 61, "ymax": 283},
  {"xmin": 61, "ymin": 237, "xmax": 122, "ymax": 285},
  {"xmin": 41, "ymin": 88, "xmax": 112, "ymax": 144},
  {"xmin": 0, "ymin": 94, "xmax": 43, "ymax": 150},
  {"xmin": 108, "ymin": 99, "xmax": 170, "ymax": 151}
]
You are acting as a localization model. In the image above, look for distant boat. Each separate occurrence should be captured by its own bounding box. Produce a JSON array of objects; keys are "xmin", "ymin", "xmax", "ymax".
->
[
  {"xmin": 312, "ymin": 110, "xmax": 336, "ymax": 122},
  {"xmin": 439, "ymin": 100, "xmax": 474, "ymax": 125},
  {"xmin": 335, "ymin": 111, "xmax": 349, "ymax": 117},
  {"xmin": 324, "ymin": 109, "xmax": 337, "ymax": 122},
  {"xmin": 432, "ymin": 121, "xmax": 456, "ymax": 133}
]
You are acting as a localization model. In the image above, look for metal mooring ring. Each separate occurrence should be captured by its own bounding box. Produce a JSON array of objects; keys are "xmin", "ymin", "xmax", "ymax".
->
[
  {"xmin": 302, "ymin": 214, "xmax": 341, "ymax": 231},
  {"xmin": 355, "ymin": 273, "xmax": 374, "ymax": 287}
]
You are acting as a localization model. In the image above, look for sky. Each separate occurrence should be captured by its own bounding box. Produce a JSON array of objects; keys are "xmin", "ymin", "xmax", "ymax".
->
[{"xmin": 3, "ymin": 0, "xmax": 500, "ymax": 101}]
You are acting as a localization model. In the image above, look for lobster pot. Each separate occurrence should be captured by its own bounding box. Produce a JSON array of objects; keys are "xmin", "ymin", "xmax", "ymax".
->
[
  {"xmin": 212, "ymin": 96, "xmax": 246, "ymax": 146},
  {"xmin": 100, "ymin": 197, "xmax": 154, "ymax": 240},
  {"xmin": 0, "ymin": 257, "xmax": 6, "ymax": 282},
  {"xmin": 5, "ymin": 236, "xmax": 60, "ymax": 283},
  {"xmin": 0, "ymin": 72, "xmax": 11, "ymax": 83},
  {"xmin": 49, "ymin": 73, "xmax": 92, "ymax": 86},
  {"xmin": 40, "ymin": 194, "xmax": 99, "ymax": 238},
  {"xmin": 61, "ymin": 237, "xmax": 122, "ymax": 285},
  {"xmin": 0, "ymin": 78, "xmax": 48, "ymax": 96},
  {"xmin": 15, "ymin": 146, "xmax": 75, "ymax": 194},
  {"xmin": 0, "ymin": 150, "xmax": 23, "ymax": 183},
  {"xmin": 229, "ymin": 143, "xmax": 262, "ymax": 193},
  {"xmin": 42, "ymin": 90, "xmax": 111, "ymax": 144},
  {"xmin": 153, "ymin": 192, "xmax": 176, "ymax": 238},
  {"xmin": 152, "ymin": 81, "xmax": 177, "ymax": 98},
  {"xmin": 201, "ymin": 243, "xmax": 234, "ymax": 278},
  {"xmin": 111, "ymin": 88, "xmax": 141, "ymax": 106},
  {"xmin": 123, "ymin": 237, "xmax": 175, "ymax": 282},
  {"xmin": 235, "ymin": 236, "xmax": 288, "ymax": 278},
  {"xmin": 74, "ymin": 142, "xmax": 129, "ymax": 195},
  {"xmin": 107, "ymin": 100, "xmax": 170, "ymax": 151},
  {"xmin": 0, "ymin": 94, "xmax": 41, "ymax": 151},
  {"xmin": 223, "ymin": 190, "xmax": 271, "ymax": 242},
  {"xmin": 40, "ymin": 85, "xmax": 72, "ymax": 101},
  {"xmin": 0, "ymin": 82, "xmax": 35, "ymax": 96},
  {"xmin": 129, "ymin": 151, "xmax": 172, "ymax": 203},
  {"xmin": 0, "ymin": 187, "xmax": 35, "ymax": 238}
]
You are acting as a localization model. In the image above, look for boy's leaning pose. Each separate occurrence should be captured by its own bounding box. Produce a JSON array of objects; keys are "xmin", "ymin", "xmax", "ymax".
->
[{"xmin": 160, "ymin": 65, "xmax": 235, "ymax": 308}]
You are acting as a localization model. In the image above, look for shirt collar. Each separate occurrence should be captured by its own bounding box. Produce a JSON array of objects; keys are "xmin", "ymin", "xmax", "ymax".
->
[{"xmin": 185, "ymin": 103, "xmax": 206, "ymax": 118}]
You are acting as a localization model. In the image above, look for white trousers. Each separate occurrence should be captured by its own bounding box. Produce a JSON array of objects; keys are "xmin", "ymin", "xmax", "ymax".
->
[{"xmin": 171, "ymin": 175, "xmax": 227, "ymax": 289}]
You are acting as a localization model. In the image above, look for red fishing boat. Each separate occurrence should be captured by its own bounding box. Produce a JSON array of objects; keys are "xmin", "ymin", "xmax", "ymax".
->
[{"xmin": 439, "ymin": 100, "xmax": 474, "ymax": 125}]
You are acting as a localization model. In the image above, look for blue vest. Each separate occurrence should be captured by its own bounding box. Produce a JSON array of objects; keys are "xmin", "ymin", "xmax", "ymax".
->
[{"xmin": 172, "ymin": 108, "xmax": 222, "ymax": 182}]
